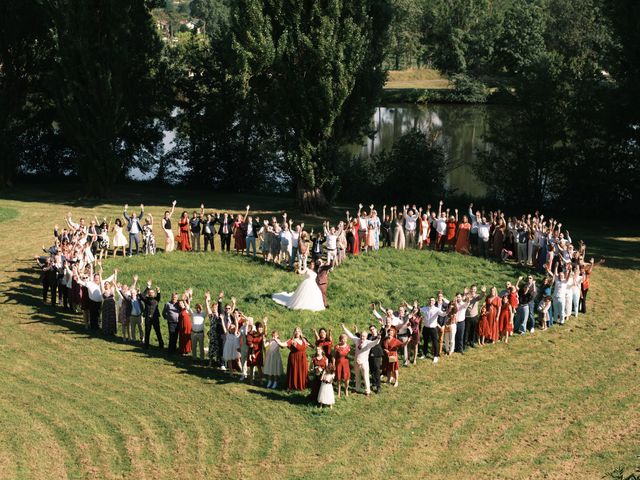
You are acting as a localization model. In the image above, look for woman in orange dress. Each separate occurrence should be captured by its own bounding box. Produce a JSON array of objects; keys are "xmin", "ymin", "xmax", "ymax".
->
[
  {"xmin": 455, "ymin": 215, "xmax": 471, "ymax": 254},
  {"xmin": 285, "ymin": 327, "xmax": 309, "ymax": 391},
  {"xmin": 333, "ymin": 334, "xmax": 351, "ymax": 398},
  {"xmin": 177, "ymin": 299, "xmax": 192, "ymax": 354},
  {"xmin": 383, "ymin": 326, "xmax": 408, "ymax": 387},
  {"xmin": 498, "ymin": 295, "xmax": 513, "ymax": 342},
  {"xmin": 178, "ymin": 211, "xmax": 191, "ymax": 251},
  {"xmin": 350, "ymin": 219, "xmax": 360, "ymax": 256},
  {"xmin": 485, "ymin": 287, "xmax": 502, "ymax": 343},
  {"xmin": 446, "ymin": 209, "xmax": 458, "ymax": 250}
]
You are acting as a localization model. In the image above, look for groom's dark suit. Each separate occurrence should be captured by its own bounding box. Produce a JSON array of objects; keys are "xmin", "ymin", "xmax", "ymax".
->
[{"xmin": 315, "ymin": 263, "xmax": 332, "ymax": 307}]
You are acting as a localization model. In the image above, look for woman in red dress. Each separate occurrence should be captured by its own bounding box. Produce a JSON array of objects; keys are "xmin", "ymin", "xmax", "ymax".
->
[
  {"xmin": 177, "ymin": 299, "xmax": 192, "ymax": 354},
  {"xmin": 485, "ymin": 287, "xmax": 502, "ymax": 343},
  {"xmin": 333, "ymin": 334, "xmax": 351, "ymax": 398},
  {"xmin": 408, "ymin": 306, "xmax": 423, "ymax": 365},
  {"xmin": 178, "ymin": 211, "xmax": 191, "ymax": 251},
  {"xmin": 446, "ymin": 209, "xmax": 458, "ymax": 250},
  {"xmin": 498, "ymin": 295, "xmax": 513, "ymax": 342},
  {"xmin": 350, "ymin": 219, "xmax": 360, "ymax": 256},
  {"xmin": 307, "ymin": 346, "xmax": 328, "ymax": 404},
  {"xmin": 233, "ymin": 214, "xmax": 246, "ymax": 254},
  {"xmin": 455, "ymin": 215, "xmax": 471, "ymax": 254},
  {"xmin": 285, "ymin": 327, "xmax": 309, "ymax": 391},
  {"xmin": 383, "ymin": 326, "xmax": 408, "ymax": 387},
  {"xmin": 247, "ymin": 319, "xmax": 265, "ymax": 382},
  {"xmin": 314, "ymin": 327, "xmax": 333, "ymax": 358},
  {"xmin": 478, "ymin": 305, "xmax": 490, "ymax": 346}
]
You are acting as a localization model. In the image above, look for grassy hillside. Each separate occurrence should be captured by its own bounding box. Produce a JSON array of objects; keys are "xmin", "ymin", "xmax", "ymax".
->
[{"xmin": 0, "ymin": 185, "xmax": 638, "ymax": 479}]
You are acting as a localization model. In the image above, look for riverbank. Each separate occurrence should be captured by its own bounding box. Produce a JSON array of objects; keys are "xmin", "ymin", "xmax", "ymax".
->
[{"xmin": 383, "ymin": 68, "xmax": 496, "ymax": 105}]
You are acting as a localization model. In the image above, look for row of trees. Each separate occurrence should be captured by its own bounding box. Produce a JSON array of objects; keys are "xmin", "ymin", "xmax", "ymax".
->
[
  {"xmin": 383, "ymin": 0, "xmax": 639, "ymax": 211},
  {"xmin": 1, "ymin": 0, "xmax": 638, "ymax": 212},
  {"xmin": 0, "ymin": 0, "xmax": 392, "ymax": 212}
]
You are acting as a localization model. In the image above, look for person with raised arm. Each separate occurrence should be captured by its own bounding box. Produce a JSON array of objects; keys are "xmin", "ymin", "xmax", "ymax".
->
[
  {"xmin": 392, "ymin": 206, "xmax": 405, "ymax": 250},
  {"xmin": 419, "ymin": 297, "xmax": 448, "ymax": 363},
  {"xmin": 141, "ymin": 280, "xmax": 163, "ymax": 349},
  {"xmin": 368, "ymin": 205, "xmax": 381, "ymax": 251},
  {"xmin": 233, "ymin": 206, "xmax": 249, "ymax": 254},
  {"xmin": 177, "ymin": 294, "xmax": 192, "ymax": 355},
  {"xmin": 264, "ymin": 325, "xmax": 286, "ymax": 389},
  {"xmin": 244, "ymin": 205, "xmax": 259, "ymax": 259},
  {"xmin": 357, "ymin": 203, "xmax": 369, "ymax": 250},
  {"xmin": 162, "ymin": 200, "xmax": 177, "ymax": 252},
  {"xmin": 163, "ymin": 292, "xmax": 181, "ymax": 354},
  {"xmin": 549, "ymin": 263, "xmax": 569, "ymax": 325},
  {"xmin": 123, "ymin": 203, "xmax": 144, "ymax": 257},
  {"xmin": 403, "ymin": 204, "xmax": 419, "ymax": 249},
  {"xmin": 177, "ymin": 211, "xmax": 192, "ymax": 251},
  {"xmin": 434, "ymin": 200, "xmax": 448, "ymax": 251},
  {"xmin": 342, "ymin": 323, "xmax": 380, "ymax": 396},
  {"xmin": 381, "ymin": 205, "xmax": 393, "ymax": 248},
  {"xmin": 333, "ymin": 333, "xmax": 351, "ymax": 398},
  {"xmin": 190, "ymin": 293, "xmax": 207, "ymax": 362},
  {"xmin": 323, "ymin": 221, "xmax": 343, "ymax": 264}
]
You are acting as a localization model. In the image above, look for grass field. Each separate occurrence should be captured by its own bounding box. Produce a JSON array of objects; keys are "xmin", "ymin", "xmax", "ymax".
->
[
  {"xmin": 0, "ymin": 184, "xmax": 639, "ymax": 479},
  {"xmin": 385, "ymin": 68, "xmax": 452, "ymax": 89}
]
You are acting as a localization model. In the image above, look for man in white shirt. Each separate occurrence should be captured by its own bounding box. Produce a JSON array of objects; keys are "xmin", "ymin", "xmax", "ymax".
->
[
  {"xmin": 403, "ymin": 205, "xmax": 419, "ymax": 248},
  {"xmin": 190, "ymin": 303, "xmax": 206, "ymax": 361},
  {"xmin": 477, "ymin": 216, "xmax": 491, "ymax": 258},
  {"xmin": 342, "ymin": 324, "xmax": 380, "ymax": 395},
  {"xmin": 420, "ymin": 298, "xmax": 447, "ymax": 363},
  {"xmin": 551, "ymin": 269, "xmax": 569, "ymax": 324},
  {"xmin": 289, "ymin": 224, "xmax": 302, "ymax": 269},
  {"xmin": 323, "ymin": 221, "xmax": 342, "ymax": 264}
]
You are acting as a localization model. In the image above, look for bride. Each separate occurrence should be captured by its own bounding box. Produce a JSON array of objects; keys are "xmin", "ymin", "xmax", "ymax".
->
[{"xmin": 272, "ymin": 265, "xmax": 326, "ymax": 312}]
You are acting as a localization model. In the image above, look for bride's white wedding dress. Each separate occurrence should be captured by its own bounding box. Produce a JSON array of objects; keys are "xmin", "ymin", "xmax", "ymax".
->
[{"xmin": 272, "ymin": 268, "xmax": 326, "ymax": 311}]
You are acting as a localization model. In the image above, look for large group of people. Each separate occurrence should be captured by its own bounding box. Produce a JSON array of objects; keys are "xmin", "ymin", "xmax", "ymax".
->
[{"xmin": 35, "ymin": 198, "xmax": 603, "ymax": 407}]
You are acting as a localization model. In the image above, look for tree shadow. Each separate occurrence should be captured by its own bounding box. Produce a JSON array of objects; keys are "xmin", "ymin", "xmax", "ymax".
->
[{"xmin": 4, "ymin": 260, "xmax": 303, "ymax": 403}]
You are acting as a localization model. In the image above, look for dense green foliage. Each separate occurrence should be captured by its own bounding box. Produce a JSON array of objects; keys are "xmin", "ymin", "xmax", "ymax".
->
[
  {"xmin": 0, "ymin": 0, "xmax": 638, "ymax": 212},
  {"xmin": 336, "ymin": 129, "xmax": 446, "ymax": 203}
]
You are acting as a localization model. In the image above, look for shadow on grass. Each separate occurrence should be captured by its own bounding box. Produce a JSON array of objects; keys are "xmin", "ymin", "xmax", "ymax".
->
[{"xmin": 4, "ymin": 260, "xmax": 311, "ymax": 406}]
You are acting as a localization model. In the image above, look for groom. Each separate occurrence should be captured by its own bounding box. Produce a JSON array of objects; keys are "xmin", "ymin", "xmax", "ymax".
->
[{"xmin": 315, "ymin": 259, "xmax": 333, "ymax": 308}]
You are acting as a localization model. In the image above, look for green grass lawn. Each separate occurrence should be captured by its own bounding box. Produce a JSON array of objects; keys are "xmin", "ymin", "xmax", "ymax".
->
[{"xmin": 0, "ymin": 184, "xmax": 638, "ymax": 479}]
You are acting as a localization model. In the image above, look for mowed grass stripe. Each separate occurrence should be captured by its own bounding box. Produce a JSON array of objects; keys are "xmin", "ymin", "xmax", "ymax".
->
[{"xmin": 1, "ymin": 188, "xmax": 639, "ymax": 479}]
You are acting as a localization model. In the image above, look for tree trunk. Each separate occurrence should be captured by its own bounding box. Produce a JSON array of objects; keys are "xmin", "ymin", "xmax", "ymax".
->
[{"xmin": 296, "ymin": 182, "xmax": 329, "ymax": 214}]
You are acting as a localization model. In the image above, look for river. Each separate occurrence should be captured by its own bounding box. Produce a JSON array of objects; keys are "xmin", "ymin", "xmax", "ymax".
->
[{"xmin": 349, "ymin": 104, "xmax": 493, "ymax": 198}]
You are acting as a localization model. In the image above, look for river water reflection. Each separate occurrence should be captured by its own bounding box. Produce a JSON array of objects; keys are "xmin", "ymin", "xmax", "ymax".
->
[{"xmin": 350, "ymin": 104, "xmax": 494, "ymax": 198}]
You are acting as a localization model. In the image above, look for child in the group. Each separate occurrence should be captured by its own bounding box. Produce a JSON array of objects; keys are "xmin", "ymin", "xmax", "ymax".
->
[
  {"xmin": 478, "ymin": 305, "xmax": 489, "ymax": 346},
  {"xmin": 263, "ymin": 330, "xmax": 285, "ymax": 389},
  {"xmin": 222, "ymin": 318, "xmax": 241, "ymax": 373},
  {"xmin": 317, "ymin": 364, "xmax": 336, "ymax": 409},
  {"xmin": 308, "ymin": 346, "xmax": 328, "ymax": 403},
  {"xmin": 539, "ymin": 296, "xmax": 552, "ymax": 331}
]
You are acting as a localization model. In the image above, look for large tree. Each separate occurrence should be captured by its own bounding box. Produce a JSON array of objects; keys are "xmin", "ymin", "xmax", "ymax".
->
[
  {"xmin": 0, "ymin": 0, "xmax": 52, "ymax": 188},
  {"xmin": 44, "ymin": 0, "xmax": 169, "ymax": 196},
  {"xmin": 231, "ymin": 0, "xmax": 392, "ymax": 212}
]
